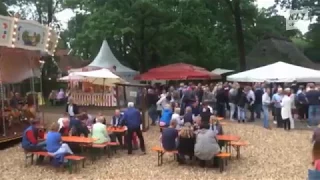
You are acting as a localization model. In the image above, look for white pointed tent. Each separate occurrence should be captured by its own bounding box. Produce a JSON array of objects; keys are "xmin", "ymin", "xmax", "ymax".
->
[
  {"xmin": 69, "ymin": 40, "xmax": 138, "ymax": 80},
  {"xmin": 227, "ymin": 61, "xmax": 320, "ymax": 82}
]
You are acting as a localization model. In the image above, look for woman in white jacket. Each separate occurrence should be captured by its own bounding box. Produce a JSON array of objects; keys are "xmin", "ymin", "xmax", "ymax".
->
[{"xmin": 281, "ymin": 88, "xmax": 293, "ymax": 131}]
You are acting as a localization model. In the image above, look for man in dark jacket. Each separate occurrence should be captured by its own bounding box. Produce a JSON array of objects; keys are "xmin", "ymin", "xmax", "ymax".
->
[
  {"xmin": 306, "ymin": 84, "xmax": 320, "ymax": 126},
  {"xmin": 254, "ymin": 85, "xmax": 264, "ymax": 119},
  {"xmin": 123, "ymin": 102, "xmax": 146, "ymax": 155},
  {"xmin": 147, "ymin": 89, "xmax": 159, "ymax": 125}
]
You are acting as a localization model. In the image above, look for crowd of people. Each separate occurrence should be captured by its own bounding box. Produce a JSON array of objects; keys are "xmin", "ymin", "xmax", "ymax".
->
[{"xmin": 146, "ymin": 82, "xmax": 320, "ymax": 130}]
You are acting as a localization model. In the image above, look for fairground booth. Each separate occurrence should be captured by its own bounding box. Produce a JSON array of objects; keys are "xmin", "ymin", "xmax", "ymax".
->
[
  {"xmin": 0, "ymin": 14, "xmax": 59, "ymax": 143},
  {"xmin": 60, "ymin": 40, "xmax": 139, "ymax": 107}
]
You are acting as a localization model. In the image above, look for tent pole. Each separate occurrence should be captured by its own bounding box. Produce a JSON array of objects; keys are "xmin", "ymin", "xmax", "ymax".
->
[{"xmin": 0, "ymin": 52, "xmax": 5, "ymax": 136}]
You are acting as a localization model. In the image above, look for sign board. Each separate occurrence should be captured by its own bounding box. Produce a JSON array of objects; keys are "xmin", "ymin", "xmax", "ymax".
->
[{"xmin": 286, "ymin": 9, "xmax": 309, "ymax": 30}]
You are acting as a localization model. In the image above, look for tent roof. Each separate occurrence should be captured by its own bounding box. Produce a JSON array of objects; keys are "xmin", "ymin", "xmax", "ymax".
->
[
  {"xmin": 211, "ymin": 68, "xmax": 234, "ymax": 75},
  {"xmin": 148, "ymin": 63, "xmax": 206, "ymax": 72},
  {"xmin": 73, "ymin": 68, "xmax": 126, "ymax": 86},
  {"xmin": 86, "ymin": 40, "xmax": 137, "ymax": 73},
  {"xmin": 135, "ymin": 63, "xmax": 220, "ymax": 80},
  {"xmin": 246, "ymin": 37, "xmax": 320, "ymax": 69},
  {"xmin": 227, "ymin": 61, "xmax": 320, "ymax": 82}
]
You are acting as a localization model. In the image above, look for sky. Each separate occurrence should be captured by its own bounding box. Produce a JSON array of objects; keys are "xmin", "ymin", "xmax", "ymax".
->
[{"xmin": 55, "ymin": 0, "xmax": 312, "ymax": 34}]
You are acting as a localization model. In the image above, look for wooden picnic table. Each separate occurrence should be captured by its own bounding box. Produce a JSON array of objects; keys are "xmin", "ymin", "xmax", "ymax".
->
[
  {"xmin": 44, "ymin": 133, "xmax": 97, "ymax": 143},
  {"xmin": 216, "ymin": 135, "xmax": 241, "ymax": 155},
  {"xmin": 216, "ymin": 135, "xmax": 240, "ymax": 141},
  {"xmin": 107, "ymin": 126, "xmax": 126, "ymax": 133}
]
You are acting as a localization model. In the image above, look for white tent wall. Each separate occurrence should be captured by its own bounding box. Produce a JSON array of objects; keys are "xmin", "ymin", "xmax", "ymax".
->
[
  {"xmin": 68, "ymin": 40, "xmax": 139, "ymax": 81},
  {"xmin": 227, "ymin": 61, "xmax": 320, "ymax": 83}
]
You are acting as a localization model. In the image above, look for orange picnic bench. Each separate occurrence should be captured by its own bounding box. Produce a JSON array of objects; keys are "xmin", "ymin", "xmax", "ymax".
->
[
  {"xmin": 151, "ymin": 146, "xmax": 231, "ymax": 172},
  {"xmin": 27, "ymin": 151, "xmax": 86, "ymax": 173}
]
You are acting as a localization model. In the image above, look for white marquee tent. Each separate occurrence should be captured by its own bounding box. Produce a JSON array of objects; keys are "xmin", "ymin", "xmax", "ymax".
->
[
  {"xmin": 227, "ymin": 61, "xmax": 320, "ymax": 82},
  {"xmin": 69, "ymin": 40, "xmax": 138, "ymax": 80},
  {"xmin": 72, "ymin": 68, "xmax": 126, "ymax": 86},
  {"xmin": 211, "ymin": 68, "xmax": 234, "ymax": 75}
]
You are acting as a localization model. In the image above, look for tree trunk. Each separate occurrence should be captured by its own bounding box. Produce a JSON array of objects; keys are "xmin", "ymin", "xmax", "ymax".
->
[
  {"xmin": 47, "ymin": 0, "xmax": 53, "ymax": 24},
  {"xmin": 139, "ymin": 18, "xmax": 146, "ymax": 73},
  {"xmin": 233, "ymin": 0, "xmax": 246, "ymax": 71}
]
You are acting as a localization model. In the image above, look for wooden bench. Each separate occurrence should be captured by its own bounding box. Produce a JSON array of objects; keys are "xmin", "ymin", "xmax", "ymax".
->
[
  {"xmin": 151, "ymin": 146, "xmax": 178, "ymax": 166},
  {"xmin": 23, "ymin": 150, "xmax": 34, "ymax": 167},
  {"xmin": 91, "ymin": 143, "xmax": 109, "ymax": 160},
  {"xmin": 31, "ymin": 151, "xmax": 85, "ymax": 173},
  {"xmin": 216, "ymin": 152, "xmax": 231, "ymax": 172},
  {"xmin": 230, "ymin": 141, "xmax": 248, "ymax": 159},
  {"xmin": 91, "ymin": 142, "xmax": 120, "ymax": 160}
]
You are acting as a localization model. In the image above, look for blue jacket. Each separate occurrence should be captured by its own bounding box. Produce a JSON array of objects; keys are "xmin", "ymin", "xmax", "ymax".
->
[
  {"xmin": 160, "ymin": 109, "xmax": 173, "ymax": 125},
  {"xmin": 111, "ymin": 114, "xmax": 124, "ymax": 126},
  {"xmin": 46, "ymin": 131, "xmax": 62, "ymax": 153},
  {"xmin": 123, "ymin": 107, "xmax": 141, "ymax": 129},
  {"xmin": 21, "ymin": 125, "xmax": 37, "ymax": 149}
]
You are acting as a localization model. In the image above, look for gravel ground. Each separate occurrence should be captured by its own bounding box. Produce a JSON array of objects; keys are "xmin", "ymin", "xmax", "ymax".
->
[{"xmin": 0, "ymin": 115, "xmax": 313, "ymax": 180}]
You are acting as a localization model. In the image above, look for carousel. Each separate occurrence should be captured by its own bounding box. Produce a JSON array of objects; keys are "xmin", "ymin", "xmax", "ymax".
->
[{"xmin": 0, "ymin": 14, "xmax": 58, "ymax": 144}]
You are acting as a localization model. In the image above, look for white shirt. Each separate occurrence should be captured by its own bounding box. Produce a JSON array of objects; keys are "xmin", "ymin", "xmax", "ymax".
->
[
  {"xmin": 281, "ymin": 95, "xmax": 292, "ymax": 119},
  {"xmin": 68, "ymin": 105, "xmax": 75, "ymax": 116},
  {"xmin": 172, "ymin": 113, "xmax": 183, "ymax": 129},
  {"xmin": 247, "ymin": 90, "xmax": 255, "ymax": 104},
  {"xmin": 57, "ymin": 117, "xmax": 64, "ymax": 129},
  {"xmin": 262, "ymin": 92, "xmax": 271, "ymax": 105}
]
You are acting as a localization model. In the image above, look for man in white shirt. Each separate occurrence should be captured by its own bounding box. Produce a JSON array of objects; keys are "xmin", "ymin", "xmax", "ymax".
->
[
  {"xmin": 246, "ymin": 86, "xmax": 255, "ymax": 121},
  {"xmin": 281, "ymin": 88, "xmax": 292, "ymax": 131},
  {"xmin": 262, "ymin": 88, "xmax": 271, "ymax": 129}
]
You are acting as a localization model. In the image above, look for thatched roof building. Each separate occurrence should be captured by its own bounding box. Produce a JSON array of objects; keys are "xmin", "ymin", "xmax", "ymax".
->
[{"xmin": 246, "ymin": 35, "xmax": 320, "ymax": 69}]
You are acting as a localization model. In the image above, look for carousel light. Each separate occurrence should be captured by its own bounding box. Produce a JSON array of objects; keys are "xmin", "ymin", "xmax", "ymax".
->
[
  {"xmin": 47, "ymin": 38, "xmax": 50, "ymax": 41},
  {"xmin": 13, "ymin": 32, "xmax": 16, "ymax": 35},
  {"xmin": 39, "ymin": 60, "xmax": 45, "ymax": 64},
  {"xmin": 14, "ymin": 18, "xmax": 18, "ymax": 22},
  {"xmin": 14, "ymin": 24, "xmax": 17, "ymax": 28},
  {"xmin": 48, "ymin": 33, "xmax": 51, "ymax": 36},
  {"xmin": 12, "ymin": 38, "xmax": 16, "ymax": 42},
  {"xmin": 46, "ymin": 44, "xmax": 49, "ymax": 47},
  {"xmin": 11, "ymin": 44, "xmax": 15, "ymax": 48}
]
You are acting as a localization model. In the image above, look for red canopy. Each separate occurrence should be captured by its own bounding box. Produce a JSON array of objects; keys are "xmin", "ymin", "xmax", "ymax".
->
[
  {"xmin": 147, "ymin": 63, "xmax": 206, "ymax": 72},
  {"xmin": 135, "ymin": 63, "xmax": 220, "ymax": 80}
]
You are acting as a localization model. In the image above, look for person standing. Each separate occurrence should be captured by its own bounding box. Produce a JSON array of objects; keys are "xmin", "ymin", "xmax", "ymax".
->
[
  {"xmin": 281, "ymin": 88, "xmax": 292, "ymax": 131},
  {"xmin": 306, "ymin": 83, "xmax": 320, "ymax": 127},
  {"xmin": 246, "ymin": 86, "xmax": 255, "ymax": 122},
  {"xmin": 272, "ymin": 88, "xmax": 283, "ymax": 128},
  {"xmin": 228, "ymin": 83, "xmax": 238, "ymax": 121},
  {"xmin": 147, "ymin": 89, "xmax": 159, "ymax": 125},
  {"xmin": 123, "ymin": 102, "xmax": 146, "ymax": 155},
  {"xmin": 297, "ymin": 87, "xmax": 308, "ymax": 120},
  {"xmin": 254, "ymin": 84, "xmax": 263, "ymax": 119},
  {"xmin": 262, "ymin": 88, "xmax": 271, "ymax": 129},
  {"xmin": 236, "ymin": 87, "xmax": 247, "ymax": 123}
]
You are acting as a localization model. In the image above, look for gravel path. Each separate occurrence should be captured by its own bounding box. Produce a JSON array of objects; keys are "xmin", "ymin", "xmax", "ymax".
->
[{"xmin": 0, "ymin": 119, "xmax": 312, "ymax": 180}]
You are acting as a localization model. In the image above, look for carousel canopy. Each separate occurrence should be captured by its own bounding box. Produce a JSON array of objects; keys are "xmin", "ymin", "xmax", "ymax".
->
[
  {"xmin": 73, "ymin": 68, "xmax": 126, "ymax": 86},
  {"xmin": 227, "ymin": 61, "xmax": 320, "ymax": 82},
  {"xmin": 135, "ymin": 63, "xmax": 220, "ymax": 80},
  {"xmin": 69, "ymin": 40, "xmax": 138, "ymax": 78}
]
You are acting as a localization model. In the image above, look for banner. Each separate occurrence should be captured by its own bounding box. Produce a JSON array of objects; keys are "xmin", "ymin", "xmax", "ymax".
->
[
  {"xmin": 47, "ymin": 29, "xmax": 58, "ymax": 55},
  {"xmin": 14, "ymin": 19, "xmax": 49, "ymax": 51},
  {"xmin": 0, "ymin": 16, "xmax": 14, "ymax": 47}
]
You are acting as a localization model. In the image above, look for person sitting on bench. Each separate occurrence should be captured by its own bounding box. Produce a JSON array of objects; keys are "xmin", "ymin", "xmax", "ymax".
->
[
  {"xmin": 22, "ymin": 119, "xmax": 46, "ymax": 152},
  {"xmin": 22, "ymin": 119, "xmax": 46, "ymax": 163},
  {"xmin": 109, "ymin": 109, "xmax": 124, "ymax": 145},
  {"xmin": 47, "ymin": 122, "xmax": 73, "ymax": 166}
]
